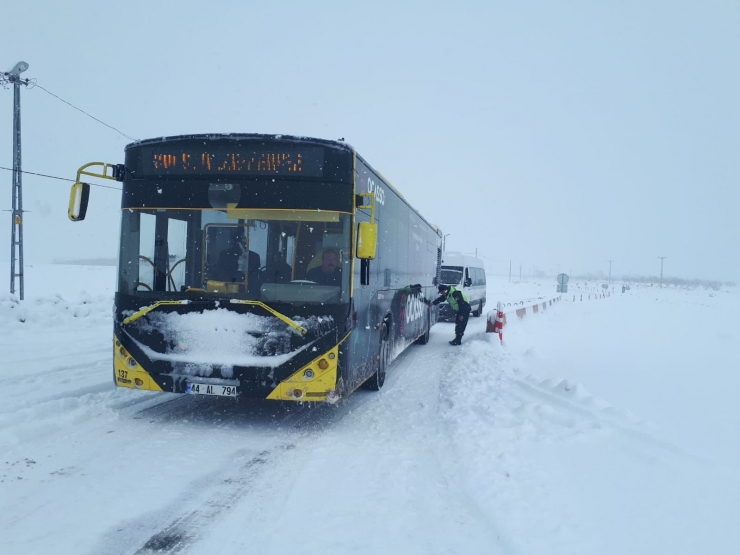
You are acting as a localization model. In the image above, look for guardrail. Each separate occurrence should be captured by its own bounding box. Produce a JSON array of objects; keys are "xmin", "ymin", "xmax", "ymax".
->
[{"xmin": 486, "ymin": 296, "xmax": 563, "ymax": 341}]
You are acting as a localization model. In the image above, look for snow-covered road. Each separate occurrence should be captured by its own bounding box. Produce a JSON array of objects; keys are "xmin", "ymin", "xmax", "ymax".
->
[{"xmin": 2, "ymin": 265, "xmax": 739, "ymax": 554}]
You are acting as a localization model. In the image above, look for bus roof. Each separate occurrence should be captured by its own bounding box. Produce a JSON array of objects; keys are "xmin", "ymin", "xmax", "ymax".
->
[{"xmin": 125, "ymin": 133, "xmax": 354, "ymax": 153}]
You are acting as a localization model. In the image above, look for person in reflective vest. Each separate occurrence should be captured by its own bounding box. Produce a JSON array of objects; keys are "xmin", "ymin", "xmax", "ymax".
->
[
  {"xmin": 449, "ymin": 290, "xmax": 471, "ymax": 345},
  {"xmin": 428, "ymin": 284, "xmax": 470, "ymax": 345}
]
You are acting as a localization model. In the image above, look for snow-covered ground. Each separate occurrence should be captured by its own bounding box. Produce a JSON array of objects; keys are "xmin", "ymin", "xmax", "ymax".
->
[{"xmin": 1, "ymin": 264, "xmax": 739, "ymax": 554}]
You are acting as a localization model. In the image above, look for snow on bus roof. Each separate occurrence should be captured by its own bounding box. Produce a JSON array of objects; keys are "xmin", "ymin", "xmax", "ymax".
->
[{"xmin": 125, "ymin": 133, "xmax": 354, "ymax": 152}]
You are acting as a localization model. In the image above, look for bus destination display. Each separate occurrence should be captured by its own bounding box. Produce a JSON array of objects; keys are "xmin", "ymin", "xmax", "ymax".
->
[{"xmin": 134, "ymin": 145, "xmax": 324, "ymax": 177}]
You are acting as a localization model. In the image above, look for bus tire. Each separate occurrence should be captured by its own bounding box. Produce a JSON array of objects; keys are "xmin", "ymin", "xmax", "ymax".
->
[
  {"xmin": 363, "ymin": 334, "xmax": 389, "ymax": 391},
  {"xmin": 414, "ymin": 314, "xmax": 431, "ymax": 345},
  {"xmin": 472, "ymin": 303, "xmax": 482, "ymax": 317}
]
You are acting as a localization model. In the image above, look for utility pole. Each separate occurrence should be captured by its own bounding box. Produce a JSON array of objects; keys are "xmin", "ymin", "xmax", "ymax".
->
[
  {"xmin": 608, "ymin": 260, "xmax": 613, "ymax": 284},
  {"xmin": 5, "ymin": 61, "xmax": 30, "ymax": 300},
  {"xmin": 658, "ymin": 256, "xmax": 667, "ymax": 288}
]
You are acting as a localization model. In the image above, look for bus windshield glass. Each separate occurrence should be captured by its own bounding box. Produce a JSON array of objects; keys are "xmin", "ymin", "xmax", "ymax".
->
[
  {"xmin": 440, "ymin": 266, "xmax": 463, "ymax": 286},
  {"xmin": 118, "ymin": 206, "xmax": 351, "ymax": 305}
]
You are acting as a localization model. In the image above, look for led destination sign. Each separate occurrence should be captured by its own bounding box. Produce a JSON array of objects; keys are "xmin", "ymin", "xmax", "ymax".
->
[{"xmin": 132, "ymin": 144, "xmax": 325, "ymax": 177}]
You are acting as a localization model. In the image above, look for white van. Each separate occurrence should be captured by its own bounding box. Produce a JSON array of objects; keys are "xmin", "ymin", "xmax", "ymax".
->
[{"xmin": 437, "ymin": 252, "xmax": 487, "ymax": 320}]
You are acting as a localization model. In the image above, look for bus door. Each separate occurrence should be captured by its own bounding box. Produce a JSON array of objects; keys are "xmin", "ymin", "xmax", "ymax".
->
[{"xmin": 349, "ymin": 209, "xmax": 381, "ymax": 387}]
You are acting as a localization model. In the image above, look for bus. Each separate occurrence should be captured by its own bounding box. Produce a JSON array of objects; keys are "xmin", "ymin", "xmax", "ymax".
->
[{"xmin": 68, "ymin": 134, "xmax": 443, "ymax": 402}]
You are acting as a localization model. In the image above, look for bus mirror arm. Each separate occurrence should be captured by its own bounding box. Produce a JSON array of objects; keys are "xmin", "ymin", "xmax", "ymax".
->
[{"xmin": 67, "ymin": 161, "xmax": 123, "ymax": 222}]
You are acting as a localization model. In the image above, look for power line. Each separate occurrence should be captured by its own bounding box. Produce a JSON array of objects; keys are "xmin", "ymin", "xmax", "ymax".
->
[
  {"xmin": 0, "ymin": 166, "xmax": 121, "ymax": 190},
  {"xmin": 2, "ymin": 73, "xmax": 137, "ymax": 142},
  {"xmin": 30, "ymin": 81, "xmax": 137, "ymax": 141}
]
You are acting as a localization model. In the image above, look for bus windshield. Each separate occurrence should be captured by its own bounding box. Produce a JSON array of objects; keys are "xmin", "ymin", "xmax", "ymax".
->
[{"xmin": 119, "ymin": 207, "xmax": 351, "ymax": 305}]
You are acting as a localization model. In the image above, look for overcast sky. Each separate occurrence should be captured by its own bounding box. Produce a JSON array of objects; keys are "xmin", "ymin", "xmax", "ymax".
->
[{"xmin": 2, "ymin": 0, "xmax": 738, "ymax": 282}]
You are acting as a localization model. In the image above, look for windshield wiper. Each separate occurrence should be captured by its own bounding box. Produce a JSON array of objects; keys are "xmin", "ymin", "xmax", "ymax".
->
[
  {"xmin": 229, "ymin": 300, "xmax": 307, "ymax": 335},
  {"xmin": 122, "ymin": 299, "xmax": 307, "ymax": 335},
  {"xmin": 123, "ymin": 300, "xmax": 189, "ymax": 325}
]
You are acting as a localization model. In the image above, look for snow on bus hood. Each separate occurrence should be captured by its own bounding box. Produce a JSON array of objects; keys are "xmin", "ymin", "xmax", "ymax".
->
[{"xmin": 123, "ymin": 308, "xmax": 334, "ymax": 376}]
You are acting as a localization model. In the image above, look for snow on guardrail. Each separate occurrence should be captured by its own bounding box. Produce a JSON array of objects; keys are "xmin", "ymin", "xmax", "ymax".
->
[{"xmin": 486, "ymin": 296, "xmax": 563, "ymax": 341}]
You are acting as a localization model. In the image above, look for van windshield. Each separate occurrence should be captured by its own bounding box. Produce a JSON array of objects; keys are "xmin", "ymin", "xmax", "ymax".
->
[{"xmin": 440, "ymin": 266, "xmax": 463, "ymax": 285}]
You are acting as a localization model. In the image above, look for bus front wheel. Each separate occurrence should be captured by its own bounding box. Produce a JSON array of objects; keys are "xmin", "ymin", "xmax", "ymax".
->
[{"xmin": 363, "ymin": 334, "xmax": 389, "ymax": 391}]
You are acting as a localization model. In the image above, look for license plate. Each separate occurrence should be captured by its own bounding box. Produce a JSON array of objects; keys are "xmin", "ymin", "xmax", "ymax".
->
[{"xmin": 186, "ymin": 382, "xmax": 238, "ymax": 397}]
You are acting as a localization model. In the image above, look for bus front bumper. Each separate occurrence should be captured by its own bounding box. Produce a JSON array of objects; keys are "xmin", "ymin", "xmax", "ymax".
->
[{"xmin": 113, "ymin": 337, "xmax": 341, "ymax": 403}]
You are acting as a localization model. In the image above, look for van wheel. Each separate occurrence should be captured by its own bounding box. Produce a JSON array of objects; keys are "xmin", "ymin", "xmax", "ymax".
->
[
  {"xmin": 472, "ymin": 303, "xmax": 481, "ymax": 317},
  {"xmin": 363, "ymin": 332, "xmax": 389, "ymax": 391}
]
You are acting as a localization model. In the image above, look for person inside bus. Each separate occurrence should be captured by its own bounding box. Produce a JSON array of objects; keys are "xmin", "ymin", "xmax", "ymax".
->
[
  {"xmin": 305, "ymin": 248, "xmax": 342, "ymax": 286},
  {"xmin": 215, "ymin": 232, "xmax": 260, "ymax": 288}
]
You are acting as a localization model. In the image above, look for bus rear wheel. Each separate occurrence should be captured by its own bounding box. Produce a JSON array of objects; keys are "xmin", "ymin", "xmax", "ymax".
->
[
  {"xmin": 363, "ymin": 336, "xmax": 389, "ymax": 391},
  {"xmin": 414, "ymin": 315, "xmax": 431, "ymax": 345}
]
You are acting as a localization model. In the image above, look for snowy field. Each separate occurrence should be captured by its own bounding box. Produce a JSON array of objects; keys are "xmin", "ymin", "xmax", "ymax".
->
[{"xmin": 1, "ymin": 263, "xmax": 739, "ymax": 554}]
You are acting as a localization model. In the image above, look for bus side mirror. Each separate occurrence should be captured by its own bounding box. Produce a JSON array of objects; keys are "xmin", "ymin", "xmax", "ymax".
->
[
  {"xmin": 68, "ymin": 182, "xmax": 90, "ymax": 221},
  {"xmin": 356, "ymin": 222, "xmax": 377, "ymax": 259}
]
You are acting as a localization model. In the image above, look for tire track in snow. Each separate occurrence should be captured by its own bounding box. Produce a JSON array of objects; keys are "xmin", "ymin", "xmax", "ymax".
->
[
  {"xmin": 91, "ymin": 402, "xmax": 328, "ymax": 555},
  {"xmin": 132, "ymin": 447, "xmax": 282, "ymax": 555},
  {"xmin": 331, "ymin": 338, "xmax": 516, "ymax": 554}
]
